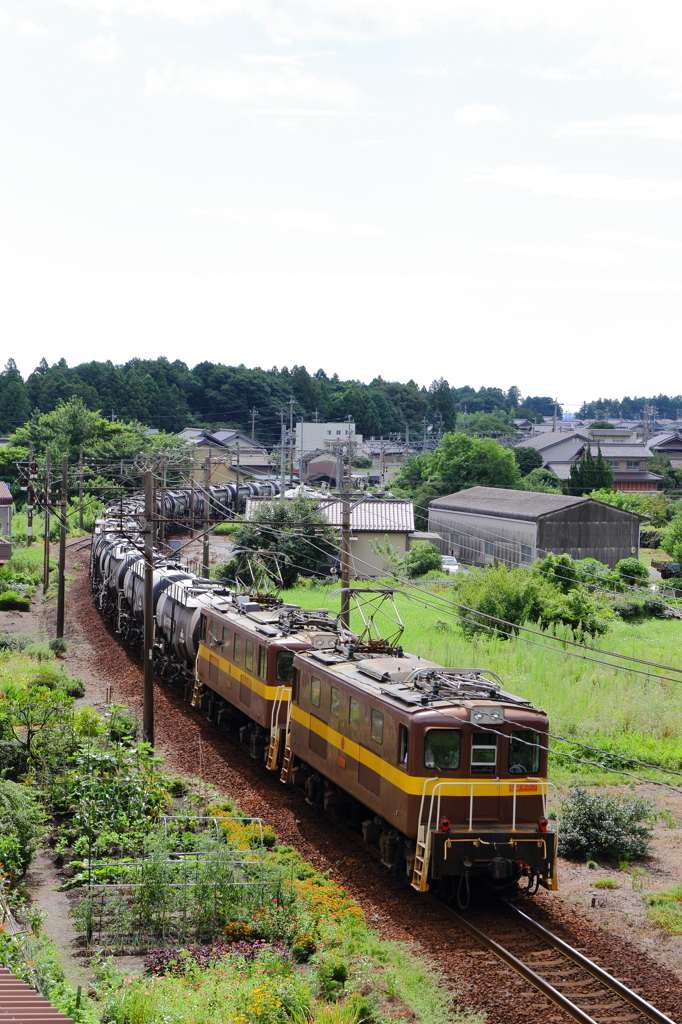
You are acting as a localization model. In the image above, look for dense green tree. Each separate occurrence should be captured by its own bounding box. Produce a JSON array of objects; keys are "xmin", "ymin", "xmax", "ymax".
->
[
  {"xmin": 0, "ymin": 360, "xmax": 31, "ymax": 433},
  {"xmin": 566, "ymin": 445, "xmax": 614, "ymax": 495},
  {"xmin": 428, "ymin": 378, "xmax": 457, "ymax": 431},
  {"xmin": 513, "ymin": 447, "xmax": 544, "ymax": 475},
  {"xmin": 214, "ymin": 497, "xmax": 339, "ymax": 588}
]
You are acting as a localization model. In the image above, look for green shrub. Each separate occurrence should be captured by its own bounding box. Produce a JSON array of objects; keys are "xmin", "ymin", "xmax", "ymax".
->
[
  {"xmin": 73, "ymin": 706, "xmax": 104, "ymax": 737},
  {"xmin": 558, "ymin": 786, "xmax": 653, "ymax": 862},
  {"xmin": 48, "ymin": 638, "xmax": 68, "ymax": 657},
  {"xmin": 29, "ymin": 664, "xmax": 63, "ymax": 688},
  {"xmin": 615, "ymin": 557, "xmax": 649, "ymax": 587},
  {"xmin": 534, "ymin": 585, "xmax": 611, "ymax": 638},
  {"xmin": 25, "ymin": 642, "xmax": 54, "ymax": 661},
  {"xmin": 640, "ymin": 528, "xmax": 660, "ymax": 549},
  {"xmin": 402, "ymin": 541, "xmax": 443, "ymax": 578},
  {"xmin": 455, "ymin": 563, "xmax": 540, "ymax": 638},
  {"xmin": 106, "ymin": 705, "xmax": 139, "ymax": 743},
  {"xmin": 594, "ymin": 878, "xmax": 619, "ymax": 889},
  {"xmin": 0, "ymin": 592, "xmax": 31, "ymax": 611},
  {"xmin": 0, "ymin": 741, "xmax": 29, "ymax": 781},
  {"xmin": 0, "ymin": 779, "xmax": 45, "ymax": 874},
  {"xmin": 612, "ymin": 599, "xmax": 643, "ymax": 619}
]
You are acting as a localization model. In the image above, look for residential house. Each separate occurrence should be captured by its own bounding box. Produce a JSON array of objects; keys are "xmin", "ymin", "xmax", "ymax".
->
[
  {"xmin": 547, "ymin": 443, "xmax": 662, "ymax": 492},
  {"xmin": 649, "ymin": 431, "xmax": 682, "ymax": 469},
  {"xmin": 0, "ymin": 480, "xmax": 13, "ymax": 558},
  {"xmin": 177, "ymin": 428, "xmax": 276, "ymax": 485},
  {"xmin": 244, "ymin": 496, "xmax": 415, "ymax": 577}
]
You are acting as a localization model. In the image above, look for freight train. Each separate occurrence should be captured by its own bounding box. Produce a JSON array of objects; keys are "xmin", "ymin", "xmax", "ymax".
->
[{"xmin": 91, "ymin": 494, "xmax": 557, "ymax": 905}]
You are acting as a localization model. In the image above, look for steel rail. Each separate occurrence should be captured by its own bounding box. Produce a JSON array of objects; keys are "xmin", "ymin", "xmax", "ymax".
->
[
  {"xmin": 501, "ymin": 900, "xmax": 677, "ymax": 1024},
  {"xmin": 428, "ymin": 893, "xmax": 676, "ymax": 1024},
  {"xmin": 426, "ymin": 895, "xmax": 599, "ymax": 1024}
]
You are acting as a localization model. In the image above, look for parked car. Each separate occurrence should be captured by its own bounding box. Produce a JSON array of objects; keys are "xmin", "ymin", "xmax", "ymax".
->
[{"xmin": 441, "ymin": 555, "xmax": 459, "ymax": 574}]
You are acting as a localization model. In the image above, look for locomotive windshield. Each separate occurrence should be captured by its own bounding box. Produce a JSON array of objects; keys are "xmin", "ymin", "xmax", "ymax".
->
[
  {"xmin": 424, "ymin": 729, "xmax": 461, "ymax": 770},
  {"xmin": 508, "ymin": 730, "xmax": 541, "ymax": 774}
]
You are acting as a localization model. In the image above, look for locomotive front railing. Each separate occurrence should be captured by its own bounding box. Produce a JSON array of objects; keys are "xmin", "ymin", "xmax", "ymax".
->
[{"xmin": 418, "ymin": 777, "xmax": 558, "ymax": 835}]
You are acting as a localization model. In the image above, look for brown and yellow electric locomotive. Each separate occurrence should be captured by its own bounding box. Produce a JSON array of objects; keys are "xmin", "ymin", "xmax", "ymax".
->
[{"xmin": 284, "ymin": 647, "xmax": 557, "ymax": 904}]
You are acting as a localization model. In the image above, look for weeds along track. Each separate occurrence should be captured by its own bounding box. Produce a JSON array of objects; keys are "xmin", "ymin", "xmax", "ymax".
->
[
  {"xmin": 433, "ymin": 897, "xmax": 676, "ymax": 1024},
  {"xmin": 63, "ymin": 544, "xmax": 682, "ymax": 1024}
]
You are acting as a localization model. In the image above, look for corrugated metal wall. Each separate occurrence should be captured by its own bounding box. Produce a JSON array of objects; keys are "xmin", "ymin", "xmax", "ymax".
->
[{"xmin": 538, "ymin": 503, "xmax": 639, "ymax": 567}]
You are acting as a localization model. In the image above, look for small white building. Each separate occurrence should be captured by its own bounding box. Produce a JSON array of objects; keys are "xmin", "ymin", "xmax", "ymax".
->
[
  {"xmin": 0, "ymin": 480, "xmax": 13, "ymax": 550},
  {"xmin": 294, "ymin": 421, "xmax": 363, "ymax": 455}
]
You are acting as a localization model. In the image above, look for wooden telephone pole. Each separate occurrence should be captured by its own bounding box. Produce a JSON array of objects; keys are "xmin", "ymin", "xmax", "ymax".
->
[
  {"xmin": 202, "ymin": 456, "xmax": 211, "ymax": 578},
  {"xmin": 56, "ymin": 456, "xmax": 68, "ymax": 638},
  {"xmin": 42, "ymin": 449, "xmax": 51, "ymax": 590}
]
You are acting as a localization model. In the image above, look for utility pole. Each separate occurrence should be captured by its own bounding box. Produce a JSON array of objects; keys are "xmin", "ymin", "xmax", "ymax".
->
[
  {"xmin": 43, "ymin": 448, "xmax": 51, "ymax": 590},
  {"xmin": 279, "ymin": 411, "xmax": 287, "ymax": 499},
  {"xmin": 288, "ymin": 398, "xmax": 295, "ymax": 485},
  {"xmin": 56, "ymin": 455, "xmax": 68, "ymax": 639},
  {"xmin": 143, "ymin": 470, "xmax": 155, "ymax": 747},
  {"xmin": 159, "ymin": 457, "xmax": 167, "ymax": 547},
  {"xmin": 78, "ymin": 445, "xmax": 84, "ymax": 530},
  {"xmin": 552, "ymin": 398, "xmax": 558, "ymax": 433},
  {"xmin": 422, "ymin": 417, "xmax": 428, "ymax": 451},
  {"xmin": 27, "ymin": 443, "xmax": 34, "ymax": 547},
  {"xmin": 235, "ymin": 445, "xmax": 241, "ymax": 514},
  {"xmin": 202, "ymin": 455, "xmax": 211, "ymax": 578},
  {"xmin": 250, "ymin": 407, "xmax": 258, "ymax": 439},
  {"xmin": 339, "ymin": 447, "xmax": 351, "ymax": 630},
  {"xmin": 404, "ymin": 423, "xmax": 409, "ymax": 464}
]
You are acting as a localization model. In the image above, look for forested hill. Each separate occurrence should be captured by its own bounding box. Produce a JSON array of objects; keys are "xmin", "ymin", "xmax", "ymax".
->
[
  {"xmin": 0, "ymin": 357, "xmax": 564, "ymax": 441},
  {"xmin": 1, "ymin": 356, "xmax": 675, "ymax": 441}
]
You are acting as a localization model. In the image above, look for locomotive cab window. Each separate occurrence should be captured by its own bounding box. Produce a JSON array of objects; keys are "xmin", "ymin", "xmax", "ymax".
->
[
  {"xmin": 349, "ymin": 697, "xmax": 360, "ymax": 728},
  {"xmin": 245, "ymin": 639, "xmax": 254, "ymax": 672},
  {"xmin": 399, "ymin": 724, "xmax": 409, "ymax": 766},
  {"xmin": 258, "ymin": 645, "xmax": 268, "ymax": 679},
  {"xmin": 371, "ymin": 709, "xmax": 384, "ymax": 744},
  {"xmin": 233, "ymin": 633, "xmax": 242, "ymax": 663},
  {"xmin": 330, "ymin": 686, "xmax": 340, "ymax": 716},
  {"xmin": 509, "ymin": 730, "xmax": 541, "ymax": 775},
  {"xmin": 222, "ymin": 626, "xmax": 230, "ymax": 646},
  {"xmin": 310, "ymin": 675, "xmax": 321, "ymax": 707},
  {"xmin": 199, "ymin": 615, "xmax": 207, "ymax": 642},
  {"xmin": 471, "ymin": 733, "xmax": 497, "ymax": 774},
  {"xmin": 276, "ymin": 650, "xmax": 294, "ymax": 682},
  {"xmin": 424, "ymin": 729, "xmax": 460, "ymax": 770}
]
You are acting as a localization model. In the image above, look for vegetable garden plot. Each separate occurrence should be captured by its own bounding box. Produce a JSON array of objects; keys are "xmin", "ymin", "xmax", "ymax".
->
[{"xmin": 70, "ymin": 815, "xmax": 286, "ymax": 951}]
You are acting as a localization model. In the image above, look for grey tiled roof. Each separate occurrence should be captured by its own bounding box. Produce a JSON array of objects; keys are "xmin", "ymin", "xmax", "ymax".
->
[
  {"xmin": 429, "ymin": 486, "xmax": 589, "ymax": 521},
  {"xmin": 245, "ymin": 497, "xmax": 415, "ymax": 532},
  {"xmin": 0, "ymin": 481, "xmax": 12, "ymax": 504},
  {"xmin": 513, "ymin": 431, "xmax": 589, "ymax": 451},
  {"xmin": 587, "ymin": 443, "xmax": 654, "ymax": 458}
]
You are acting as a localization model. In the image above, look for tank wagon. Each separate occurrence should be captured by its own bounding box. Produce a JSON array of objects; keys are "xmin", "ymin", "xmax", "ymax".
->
[{"xmin": 91, "ymin": 492, "xmax": 557, "ymax": 904}]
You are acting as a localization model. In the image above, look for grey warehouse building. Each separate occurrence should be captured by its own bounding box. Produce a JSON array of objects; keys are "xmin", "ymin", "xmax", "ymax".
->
[{"xmin": 428, "ymin": 486, "xmax": 641, "ymax": 568}]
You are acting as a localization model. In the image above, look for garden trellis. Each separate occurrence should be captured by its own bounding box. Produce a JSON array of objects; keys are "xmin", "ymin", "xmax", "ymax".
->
[{"xmin": 72, "ymin": 815, "xmax": 285, "ymax": 951}]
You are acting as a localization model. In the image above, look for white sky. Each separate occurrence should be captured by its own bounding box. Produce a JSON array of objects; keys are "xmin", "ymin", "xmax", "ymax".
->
[{"xmin": 3, "ymin": 1, "xmax": 682, "ymax": 412}]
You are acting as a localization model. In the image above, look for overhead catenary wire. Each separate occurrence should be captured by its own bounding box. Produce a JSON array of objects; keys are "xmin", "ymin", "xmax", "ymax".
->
[{"xmin": 236, "ymin": 516, "xmax": 682, "ymax": 686}]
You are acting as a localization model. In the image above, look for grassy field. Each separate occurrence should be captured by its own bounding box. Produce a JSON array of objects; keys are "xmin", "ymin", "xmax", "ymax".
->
[{"xmin": 283, "ymin": 581, "xmax": 682, "ymax": 783}]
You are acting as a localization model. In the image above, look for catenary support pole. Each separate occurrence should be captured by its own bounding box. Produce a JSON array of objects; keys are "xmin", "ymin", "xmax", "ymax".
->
[
  {"xmin": 78, "ymin": 444, "xmax": 84, "ymax": 530},
  {"xmin": 56, "ymin": 455, "xmax": 68, "ymax": 638},
  {"xmin": 339, "ymin": 452, "xmax": 351, "ymax": 630},
  {"xmin": 143, "ymin": 470, "xmax": 155, "ymax": 747},
  {"xmin": 280, "ymin": 412, "xmax": 286, "ymax": 499},
  {"xmin": 43, "ymin": 448, "xmax": 51, "ymax": 590},
  {"xmin": 27, "ymin": 443, "xmax": 33, "ymax": 547},
  {"xmin": 202, "ymin": 455, "xmax": 210, "ymax": 578}
]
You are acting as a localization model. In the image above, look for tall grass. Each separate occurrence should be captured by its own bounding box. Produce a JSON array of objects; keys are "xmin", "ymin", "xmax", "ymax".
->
[{"xmin": 284, "ymin": 582, "xmax": 682, "ymax": 777}]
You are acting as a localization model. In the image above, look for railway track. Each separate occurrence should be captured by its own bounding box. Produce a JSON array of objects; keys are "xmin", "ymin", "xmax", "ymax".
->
[{"xmin": 432, "ymin": 895, "xmax": 677, "ymax": 1024}]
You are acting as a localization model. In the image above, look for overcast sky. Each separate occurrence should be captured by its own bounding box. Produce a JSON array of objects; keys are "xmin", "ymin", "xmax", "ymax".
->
[{"xmin": 3, "ymin": 1, "xmax": 682, "ymax": 411}]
